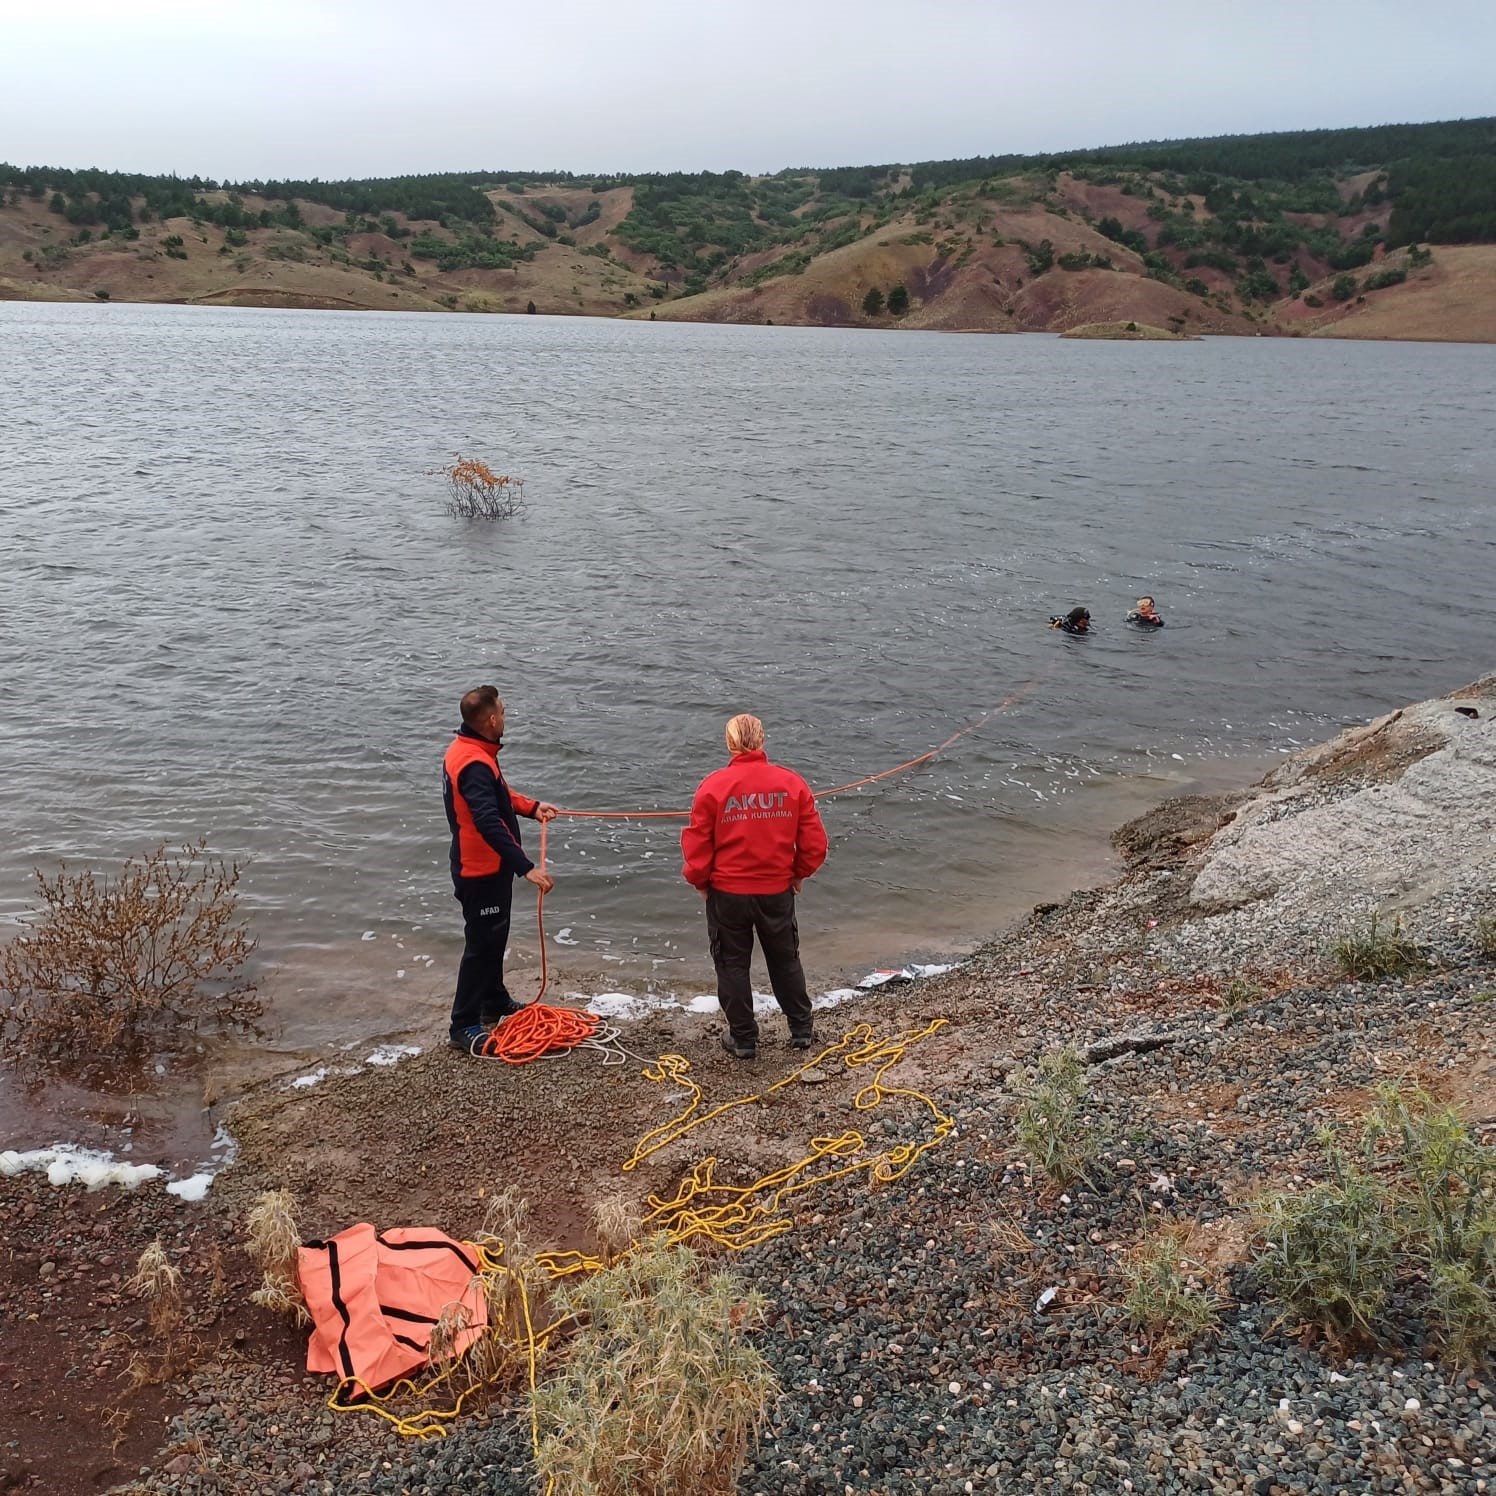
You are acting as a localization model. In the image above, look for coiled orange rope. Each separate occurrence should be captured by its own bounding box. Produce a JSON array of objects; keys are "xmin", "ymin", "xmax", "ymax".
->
[{"xmin": 478, "ymin": 998, "xmax": 602, "ymax": 1061}]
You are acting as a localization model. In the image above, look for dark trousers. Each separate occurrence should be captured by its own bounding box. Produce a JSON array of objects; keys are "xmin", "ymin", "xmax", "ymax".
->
[
  {"xmin": 706, "ymin": 888, "xmax": 814, "ymax": 1045},
  {"xmin": 450, "ymin": 873, "xmax": 514, "ymax": 1036}
]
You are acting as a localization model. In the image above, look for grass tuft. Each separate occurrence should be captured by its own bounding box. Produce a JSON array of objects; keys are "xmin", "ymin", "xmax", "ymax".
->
[
  {"xmin": 127, "ymin": 1238, "xmax": 184, "ymax": 1338},
  {"xmin": 592, "ymin": 1193, "xmax": 637, "ymax": 1260},
  {"xmin": 467, "ymin": 1188, "xmax": 549, "ymax": 1392},
  {"xmin": 1472, "ymin": 914, "xmax": 1496, "ymax": 959},
  {"xmin": 124, "ymin": 1239, "xmax": 193, "ymax": 1387},
  {"xmin": 1013, "ymin": 1047, "xmax": 1100, "ymax": 1188},
  {"xmin": 1330, "ymin": 913, "xmax": 1429, "ymax": 981},
  {"xmin": 246, "ymin": 1188, "xmax": 309, "ymax": 1325},
  {"xmin": 1122, "ymin": 1231, "xmax": 1221, "ymax": 1346}
]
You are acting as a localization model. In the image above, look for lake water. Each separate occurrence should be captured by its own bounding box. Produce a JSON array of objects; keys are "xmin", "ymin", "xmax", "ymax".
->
[{"xmin": 2, "ymin": 302, "xmax": 1494, "ymax": 1074}]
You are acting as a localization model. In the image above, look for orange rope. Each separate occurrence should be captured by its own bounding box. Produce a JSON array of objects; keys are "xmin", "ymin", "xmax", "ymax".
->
[
  {"xmin": 479, "ymin": 997, "xmax": 601, "ymax": 1062},
  {"xmin": 548, "ymin": 673, "xmax": 1049, "ymax": 820}
]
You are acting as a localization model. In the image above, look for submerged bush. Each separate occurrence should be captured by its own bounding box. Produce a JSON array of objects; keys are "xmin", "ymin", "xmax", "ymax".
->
[
  {"xmin": 0, "ymin": 840, "xmax": 260, "ymax": 1070},
  {"xmin": 434, "ymin": 455, "xmax": 526, "ymax": 519}
]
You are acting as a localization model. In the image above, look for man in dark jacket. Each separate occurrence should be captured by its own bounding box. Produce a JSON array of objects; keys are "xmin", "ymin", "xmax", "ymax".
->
[
  {"xmin": 443, "ymin": 686, "xmax": 556, "ymax": 1052},
  {"xmin": 681, "ymin": 713, "xmax": 828, "ymax": 1060}
]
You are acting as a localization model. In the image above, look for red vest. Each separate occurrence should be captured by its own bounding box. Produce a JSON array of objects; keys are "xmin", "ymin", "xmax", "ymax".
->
[{"xmin": 443, "ymin": 734, "xmax": 537, "ymax": 878}]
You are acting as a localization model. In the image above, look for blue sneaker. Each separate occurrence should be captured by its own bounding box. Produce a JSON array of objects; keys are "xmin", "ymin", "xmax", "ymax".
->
[
  {"xmin": 449, "ymin": 1024, "xmax": 488, "ymax": 1053},
  {"xmin": 480, "ymin": 996, "xmax": 523, "ymax": 1024}
]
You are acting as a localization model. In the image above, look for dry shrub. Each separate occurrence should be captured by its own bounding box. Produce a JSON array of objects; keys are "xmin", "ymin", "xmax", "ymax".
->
[
  {"xmin": 246, "ymin": 1188, "xmax": 310, "ymax": 1326},
  {"xmin": 467, "ymin": 1188, "xmax": 549, "ymax": 1391},
  {"xmin": 434, "ymin": 455, "xmax": 526, "ymax": 519},
  {"xmin": 128, "ymin": 1239, "xmax": 184, "ymax": 1338},
  {"xmin": 124, "ymin": 1239, "xmax": 193, "ymax": 1388},
  {"xmin": 428, "ymin": 1300, "xmax": 476, "ymax": 1368},
  {"xmin": 532, "ymin": 1237, "xmax": 777, "ymax": 1496},
  {"xmin": 0, "ymin": 839, "xmax": 259, "ymax": 1071},
  {"xmin": 592, "ymin": 1193, "xmax": 638, "ymax": 1259}
]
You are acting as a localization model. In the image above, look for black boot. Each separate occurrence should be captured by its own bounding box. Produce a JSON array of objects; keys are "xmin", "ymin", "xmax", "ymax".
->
[{"xmin": 720, "ymin": 1030, "xmax": 757, "ymax": 1061}]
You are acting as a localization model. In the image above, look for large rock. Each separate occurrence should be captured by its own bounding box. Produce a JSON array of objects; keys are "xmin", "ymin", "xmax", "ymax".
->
[{"xmin": 1188, "ymin": 679, "xmax": 1496, "ymax": 920}]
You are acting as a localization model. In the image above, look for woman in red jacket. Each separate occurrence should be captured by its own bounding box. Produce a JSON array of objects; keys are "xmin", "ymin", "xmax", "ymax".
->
[{"xmin": 681, "ymin": 714, "xmax": 828, "ymax": 1060}]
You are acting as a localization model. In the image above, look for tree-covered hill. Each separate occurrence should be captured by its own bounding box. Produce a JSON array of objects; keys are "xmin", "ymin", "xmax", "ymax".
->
[{"xmin": 2, "ymin": 115, "xmax": 1493, "ymax": 337}]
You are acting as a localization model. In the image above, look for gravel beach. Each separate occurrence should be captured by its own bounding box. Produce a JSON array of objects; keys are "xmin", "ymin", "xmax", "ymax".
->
[{"xmin": 5, "ymin": 676, "xmax": 1494, "ymax": 1496}]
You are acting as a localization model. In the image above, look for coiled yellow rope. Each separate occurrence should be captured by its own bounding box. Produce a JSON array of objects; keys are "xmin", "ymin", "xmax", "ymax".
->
[{"xmin": 326, "ymin": 1017, "xmax": 953, "ymax": 1465}]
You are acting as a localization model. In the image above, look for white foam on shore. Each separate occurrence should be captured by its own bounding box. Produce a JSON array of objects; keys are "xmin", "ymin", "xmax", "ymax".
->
[
  {"xmin": 1, "ymin": 1145, "xmax": 162, "ymax": 1191},
  {"xmin": 366, "ymin": 1044, "xmax": 421, "ymax": 1067},
  {"xmin": 2, "ymin": 1121, "xmax": 238, "ymax": 1203},
  {"xmin": 166, "ymin": 1173, "xmax": 214, "ymax": 1201},
  {"xmin": 574, "ymin": 963, "xmax": 960, "ymax": 1021},
  {"xmin": 573, "ymin": 991, "xmax": 653, "ymax": 1019}
]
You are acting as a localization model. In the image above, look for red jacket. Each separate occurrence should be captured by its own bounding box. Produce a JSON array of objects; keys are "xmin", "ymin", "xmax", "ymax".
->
[{"xmin": 681, "ymin": 750, "xmax": 828, "ymax": 895}]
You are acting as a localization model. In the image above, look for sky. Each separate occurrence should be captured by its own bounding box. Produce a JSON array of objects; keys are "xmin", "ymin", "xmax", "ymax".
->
[{"xmin": 3, "ymin": 0, "xmax": 1493, "ymax": 180}]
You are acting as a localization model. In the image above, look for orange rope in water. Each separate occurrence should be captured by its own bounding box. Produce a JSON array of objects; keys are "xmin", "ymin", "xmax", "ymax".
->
[{"xmin": 508, "ymin": 674, "xmax": 1050, "ymax": 1017}]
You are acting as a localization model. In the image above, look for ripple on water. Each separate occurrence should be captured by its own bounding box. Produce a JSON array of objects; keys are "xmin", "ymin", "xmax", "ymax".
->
[{"xmin": 1, "ymin": 304, "xmax": 1493, "ymax": 1053}]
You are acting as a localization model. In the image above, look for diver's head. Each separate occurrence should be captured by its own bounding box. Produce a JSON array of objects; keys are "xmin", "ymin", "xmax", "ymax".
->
[
  {"xmin": 1136, "ymin": 596, "xmax": 1156, "ymax": 614},
  {"xmin": 1066, "ymin": 607, "xmax": 1091, "ymax": 631}
]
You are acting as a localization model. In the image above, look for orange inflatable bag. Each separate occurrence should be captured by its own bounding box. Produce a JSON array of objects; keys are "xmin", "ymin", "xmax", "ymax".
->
[{"xmin": 298, "ymin": 1224, "xmax": 488, "ymax": 1390}]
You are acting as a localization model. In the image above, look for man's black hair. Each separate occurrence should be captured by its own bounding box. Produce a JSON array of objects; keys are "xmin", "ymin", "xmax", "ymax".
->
[{"xmin": 460, "ymin": 684, "xmax": 500, "ymax": 726}]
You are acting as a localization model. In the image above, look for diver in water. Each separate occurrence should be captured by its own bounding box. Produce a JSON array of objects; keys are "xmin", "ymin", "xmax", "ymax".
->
[
  {"xmin": 1126, "ymin": 596, "xmax": 1165, "ymax": 628},
  {"xmin": 1049, "ymin": 606, "xmax": 1091, "ymax": 635}
]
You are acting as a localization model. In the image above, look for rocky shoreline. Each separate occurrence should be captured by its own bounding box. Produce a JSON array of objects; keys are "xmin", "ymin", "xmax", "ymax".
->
[{"xmin": 4, "ymin": 675, "xmax": 1493, "ymax": 1495}]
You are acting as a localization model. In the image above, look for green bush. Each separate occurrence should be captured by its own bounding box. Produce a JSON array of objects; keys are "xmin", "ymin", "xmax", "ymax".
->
[
  {"xmin": 1253, "ymin": 1087, "xmax": 1496, "ymax": 1366},
  {"xmin": 887, "ymin": 283, "xmax": 909, "ymax": 316},
  {"xmin": 1236, "ymin": 268, "xmax": 1280, "ymax": 302},
  {"xmin": 862, "ymin": 286, "xmax": 885, "ymax": 316},
  {"xmin": 1364, "ymin": 266, "xmax": 1408, "ymax": 292},
  {"xmin": 1024, "ymin": 238, "xmax": 1055, "ymax": 276},
  {"xmin": 1255, "ymin": 1168, "xmax": 1399, "ymax": 1342},
  {"xmin": 1330, "ymin": 272, "xmax": 1358, "ymax": 302}
]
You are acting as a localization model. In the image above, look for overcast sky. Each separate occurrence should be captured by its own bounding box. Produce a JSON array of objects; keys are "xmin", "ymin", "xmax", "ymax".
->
[{"xmin": 4, "ymin": 0, "xmax": 1492, "ymax": 180}]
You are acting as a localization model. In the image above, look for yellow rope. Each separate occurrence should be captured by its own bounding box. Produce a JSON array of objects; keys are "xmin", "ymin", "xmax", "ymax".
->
[{"xmin": 322, "ymin": 1017, "xmax": 953, "ymax": 1471}]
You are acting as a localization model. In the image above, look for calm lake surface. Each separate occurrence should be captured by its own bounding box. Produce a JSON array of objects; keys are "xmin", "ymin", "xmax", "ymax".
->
[{"xmin": 2, "ymin": 302, "xmax": 1494, "ymax": 1066}]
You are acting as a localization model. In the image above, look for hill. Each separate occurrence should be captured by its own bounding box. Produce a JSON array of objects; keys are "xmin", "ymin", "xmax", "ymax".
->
[{"xmin": 3, "ymin": 116, "xmax": 1495, "ymax": 339}]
